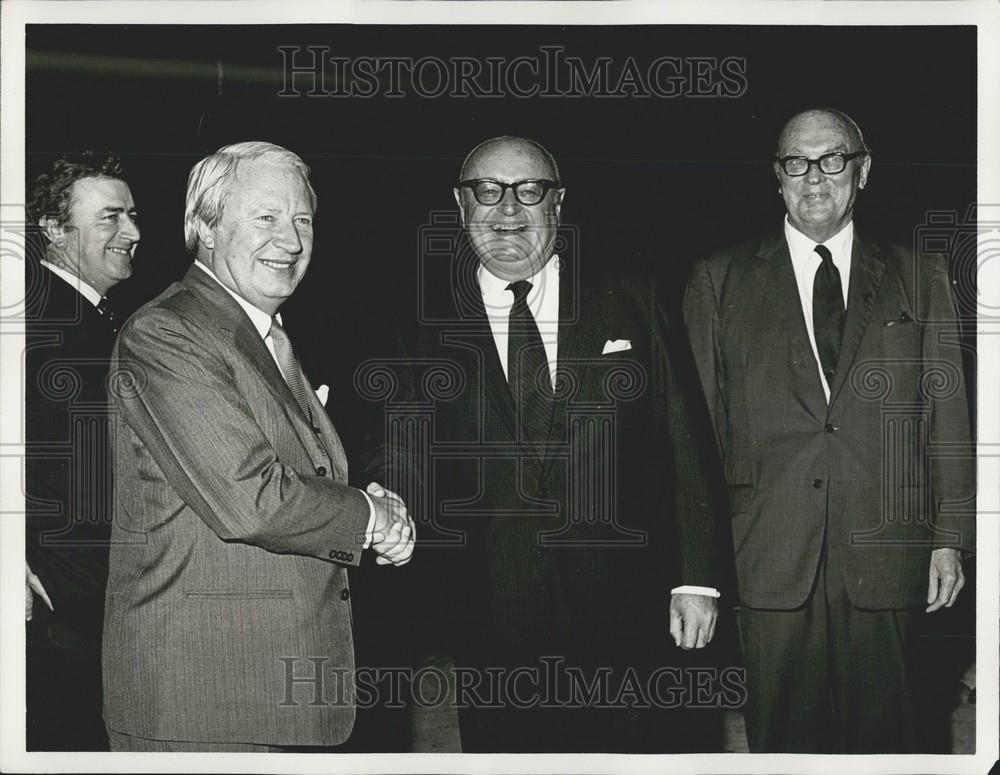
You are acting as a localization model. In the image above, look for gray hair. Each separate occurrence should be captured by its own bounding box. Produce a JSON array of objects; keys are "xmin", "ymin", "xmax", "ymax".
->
[
  {"xmin": 458, "ymin": 136, "xmax": 561, "ymax": 184},
  {"xmin": 776, "ymin": 108, "xmax": 871, "ymax": 157},
  {"xmin": 184, "ymin": 141, "xmax": 316, "ymax": 254}
]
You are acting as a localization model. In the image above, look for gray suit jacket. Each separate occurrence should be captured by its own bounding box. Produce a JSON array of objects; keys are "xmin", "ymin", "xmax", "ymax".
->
[
  {"xmin": 103, "ymin": 265, "xmax": 369, "ymax": 746},
  {"xmin": 683, "ymin": 230, "xmax": 974, "ymax": 610}
]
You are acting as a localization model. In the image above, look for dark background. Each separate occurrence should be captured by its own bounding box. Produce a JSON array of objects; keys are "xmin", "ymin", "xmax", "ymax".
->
[{"xmin": 25, "ymin": 24, "xmax": 978, "ymax": 751}]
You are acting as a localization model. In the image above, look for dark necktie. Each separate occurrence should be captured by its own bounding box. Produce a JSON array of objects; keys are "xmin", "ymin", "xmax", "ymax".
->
[
  {"xmin": 269, "ymin": 318, "xmax": 312, "ymax": 423},
  {"xmin": 96, "ymin": 296, "xmax": 119, "ymax": 333},
  {"xmin": 812, "ymin": 243, "xmax": 845, "ymax": 387},
  {"xmin": 506, "ymin": 280, "xmax": 553, "ymax": 443}
]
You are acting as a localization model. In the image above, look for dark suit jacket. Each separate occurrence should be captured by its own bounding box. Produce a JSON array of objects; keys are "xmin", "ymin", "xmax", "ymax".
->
[
  {"xmin": 26, "ymin": 267, "xmax": 117, "ymax": 639},
  {"xmin": 103, "ymin": 265, "xmax": 370, "ymax": 746},
  {"xmin": 683, "ymin": 230, "xmax": 975, "ymax": 610},
  {"xmin": 378, "ymin": 252, "xmax": 722, "ymax": 664}
]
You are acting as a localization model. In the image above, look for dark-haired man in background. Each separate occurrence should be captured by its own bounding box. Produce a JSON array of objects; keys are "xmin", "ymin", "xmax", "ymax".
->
[
  {"xmin": 683, "ymin": 108, "xmax": 974, "ymax": 752},
  {"xmin": 25, "ymin": 154, "xmax": 141, "ymax": 750}
]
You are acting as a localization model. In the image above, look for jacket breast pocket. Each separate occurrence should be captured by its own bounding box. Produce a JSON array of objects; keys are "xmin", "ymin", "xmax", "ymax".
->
[{"xmin": 878, "ymin": 319, "xmax": 921, "ymax": 350}]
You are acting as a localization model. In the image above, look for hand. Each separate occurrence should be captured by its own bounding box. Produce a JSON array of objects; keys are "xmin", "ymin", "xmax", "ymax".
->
[
  {"xmin": 926, "ymin": 547, "xmax": 965, "ymax": 612},
  {"xmin": 367, "ymin": 482, "xmax": 415, "ymax": 567},
  {"xmin": 669, "ymin": 593, "xmax": 717, "ymax": 650},
  {"xmin": 25, "ymin": 561, "xmax": 53, "ymax": 622}
]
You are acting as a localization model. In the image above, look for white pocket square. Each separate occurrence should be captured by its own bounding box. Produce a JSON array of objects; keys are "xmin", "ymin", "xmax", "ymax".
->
[
  {"xmin": 315, "ymin": 384, "xmax": 329, "ymax": 407},
  {"xmin": 602, "ymin": 339, "xmax": 632, "ymax": 355}
]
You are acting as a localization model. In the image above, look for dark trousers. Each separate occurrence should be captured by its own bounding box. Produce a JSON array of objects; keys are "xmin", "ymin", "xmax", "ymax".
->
[
  {"xmin": 738, "ymin": 543, "xmax": 918, "ymax": 753},
  {"xmin": 26, "ymin": 610, "xmax": 108, "ymax": 752}
]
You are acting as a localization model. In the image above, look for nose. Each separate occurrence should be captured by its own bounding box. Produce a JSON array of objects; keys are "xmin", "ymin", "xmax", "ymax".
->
[
  {"xmin": 497, "ymin": 187, "xmax": 522, "ymax": 216},
  {"xmin": 273, "ymin": 218, "xmax": 304, "ymax": 254},
  {"xmin": 804, "ymin": 161, "xmax": 825, "ymax": 184},
  {"xmin": 120, "ymin": 214, "xmax": 141, "ymax": 242}
]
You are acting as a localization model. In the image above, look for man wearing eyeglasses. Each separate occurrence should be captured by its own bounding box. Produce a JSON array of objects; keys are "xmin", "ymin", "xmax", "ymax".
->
[
  {"xmin": 683, "ymin": 108, "xmax": 974, "ymax": 752},
  {"xmin": 378, "ymin": 136, "xmax": 723, "ymax": 752}
]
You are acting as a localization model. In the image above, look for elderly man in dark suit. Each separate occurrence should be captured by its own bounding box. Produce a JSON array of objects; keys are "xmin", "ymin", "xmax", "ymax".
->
[
  {"xmin": 102, "ymin": 141, "xmax": 414, "ymax": 752},
  {"xmin": 25, "ymin": 153, "xmax": 140, "ymax": 751},
  {"xmin": 683, "ymin": 108, "xmax": 974, "ymax": 753},
  {"xmin": 377, "ymin": 136, "xmax": 723, "ymax": 752}
]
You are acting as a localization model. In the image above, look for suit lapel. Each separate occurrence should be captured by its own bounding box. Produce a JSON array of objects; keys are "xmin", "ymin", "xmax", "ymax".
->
[
  {"xmin": 546, "ymin": 256, "xmax": 598, "ymax": 459},
  {"xmin": 753, "ymin": 235, "xmax": 828, "ymax": 420},
  {"xmin": 455, "ymin": 255, "xmax": 519, "ymax": 442},
  {"xmin": 827, "ymin": 232, "xmax": 885, "ymax": 407},
  {"xmin": 181, "ymin": 266, "xmax": 314, "ymax": 433}
]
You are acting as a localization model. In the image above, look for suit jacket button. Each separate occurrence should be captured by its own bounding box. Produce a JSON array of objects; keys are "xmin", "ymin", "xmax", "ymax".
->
[
  {"xmin": 315, "ymin": 465, "xmax": 327, "ymax": 477},
  {"xmin": 340, "ymin": 588, "xmax": 350, "ymax": 601},
  {"xmin": 824, "ymin": 424, "xmax": 836, "ymax": 433},
  {"xmin": 812, "ymin": 478, "xmax": 823, "ymax": 489}
]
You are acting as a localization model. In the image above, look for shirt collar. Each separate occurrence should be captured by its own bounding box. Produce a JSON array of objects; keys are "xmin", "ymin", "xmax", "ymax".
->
[
  {"xmin": 477, "ymin": 253, "xmax": 560, "ymax": 304},
  {"xmin": 784, "ymin": 216, "xmax": 854, "ymax": 263},
  {"xmin": 193, "ymin": 260, "xmax": 279, "ymax": 339},
  {"xmin": 39, "ymin": 260, "xmax": 103, "ymax": 308}
]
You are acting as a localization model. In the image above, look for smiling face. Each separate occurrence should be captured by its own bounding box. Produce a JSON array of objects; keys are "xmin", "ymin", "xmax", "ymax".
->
[
  {"xmin": 774, "ymin": 110, "xmax": 871, "ymax": 243},
  {"xmin": 58, "ymin": 177, "xmax": 140, "ymax": 295},
  {"xmin": 201, "ymin": 159, "xmax": 314, "ymax": 315},
  {"xmin": 454, "ymin": 138, "xmax": 564, "ymax": 282}
]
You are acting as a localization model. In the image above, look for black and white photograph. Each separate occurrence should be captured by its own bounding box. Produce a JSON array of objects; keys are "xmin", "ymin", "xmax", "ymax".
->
[{"xmin": 1, "ymin": 2, "xmax": 997, "ymax": 773}]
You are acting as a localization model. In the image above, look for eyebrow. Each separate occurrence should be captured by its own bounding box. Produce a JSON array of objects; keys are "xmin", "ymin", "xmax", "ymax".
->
[{"xmin": 95, "ymin": 206, "xmax": 138, "ymax": 215}]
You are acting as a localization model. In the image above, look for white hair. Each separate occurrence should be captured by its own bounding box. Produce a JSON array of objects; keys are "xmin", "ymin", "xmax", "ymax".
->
[{"xmin": 183, "ymin": 141, "xmax": 316, "ymax": 254}]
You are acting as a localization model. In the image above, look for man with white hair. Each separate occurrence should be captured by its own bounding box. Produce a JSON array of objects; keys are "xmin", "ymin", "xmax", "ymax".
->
[
  {"xmin": 684, "ymin": 108, "xmax": 974, "ymax": 752},
  {"xmin": 102, "ymin": 142, "xmax": 414, "ymax": 751}
]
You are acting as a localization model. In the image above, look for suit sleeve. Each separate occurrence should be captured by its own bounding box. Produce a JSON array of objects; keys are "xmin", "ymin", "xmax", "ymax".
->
[
  {"xmin": 922, "ymin": 253, "xmax": 976, "ymax": 554},
  {"xmin": 651, "ymin": 280, "xmax": 726, "ymax": 590},
  {"xmin": 682, "ymin": 259, "xmax": 728, "ymax": 460},
  {"xmin": 113, "ymin": 307, "xmax": 370, "ymax": 563}
]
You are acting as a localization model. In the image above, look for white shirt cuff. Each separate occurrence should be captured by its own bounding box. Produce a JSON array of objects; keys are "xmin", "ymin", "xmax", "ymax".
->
[
  {"xmin": 360, "ymin": 490, "xmax": 377, "ymax": 549},
  {"xmin": 671, "ymin": 585, "xmax": 720, "ymax": 598}
]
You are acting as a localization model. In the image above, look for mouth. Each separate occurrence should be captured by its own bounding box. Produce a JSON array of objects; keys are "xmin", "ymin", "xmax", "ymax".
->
[
  {"xmin": 258, "ymin": 258, "xmax": 298, "ymax": 271},
  {"xmin": 106, "ymin": 246, "xmax": 132, "ymax": 255},
  {"xmin": 490, "ymin": 224, "xmax": 528, "ymax": 234}
]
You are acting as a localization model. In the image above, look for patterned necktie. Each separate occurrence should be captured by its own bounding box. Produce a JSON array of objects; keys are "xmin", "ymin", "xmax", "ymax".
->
[
  {"xmin": 96, "ymin": 296, "xmax": 119, "ymax": 333},
  {"xmin": 812, "ymin": 243, "xmax": 846, "ymax": 387},
  {"xmin": 506, "ymin": 280, "xmax": 553, "ymax": 443},
  {"xmin": 268, "ymin": 318, "xmax": 312, "ymax": 423}
]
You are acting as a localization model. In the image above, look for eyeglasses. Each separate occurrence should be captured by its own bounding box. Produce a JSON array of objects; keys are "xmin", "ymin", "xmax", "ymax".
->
[
  {"xmin": 774, "ymin": 151, "xmax": 868, "ymax": 177},
  {"xmin": 458, "ymin": 178, "xmax": 561, "ymax": 206}
]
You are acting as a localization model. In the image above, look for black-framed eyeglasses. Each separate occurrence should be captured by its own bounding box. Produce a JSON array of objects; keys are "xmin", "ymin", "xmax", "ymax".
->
[
  {"xmin": 775, "ymin": 151, "xmax": 868, "ymax": 177},
  {"xmin": 458, "ymin": 178, "xmax": 561, "ymax": 206}
]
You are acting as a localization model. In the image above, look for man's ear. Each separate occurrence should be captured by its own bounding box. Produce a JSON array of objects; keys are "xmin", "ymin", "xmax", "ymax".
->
[
  {"xmin": 859, "ymin": 154, "xmax": 872, "ymax": 190},
  {"xmin": 39, "ymin": 215, "xmax": 66, "ymax": 247},
  {"xmin": 195, "ymin": 218, "xmax": 215, "ymax": 250},
  {"xmin": 553, "ymin": 188, "xmax": 566, "ymax": 221},
  {"xmin": 453, "ymin": 187, "xmax": 466, "ymax": 227}
]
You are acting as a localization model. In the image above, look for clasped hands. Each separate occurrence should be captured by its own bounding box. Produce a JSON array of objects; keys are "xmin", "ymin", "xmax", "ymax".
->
[{"xmin": 366, "ymin": 482, "xmax": 415, "ymax": 566}]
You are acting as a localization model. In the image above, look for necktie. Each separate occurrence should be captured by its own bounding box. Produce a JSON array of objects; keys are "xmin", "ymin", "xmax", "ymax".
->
[
  {"xmin": 268, "ymin": 319, "xmax": 312, "ymax": 423},
  {"xmin": 96, "ymin": 297, "xmax": 119, "ymax": 333},
  {"xmin": 812, "ymin": 243, "xmax": 845, "ymax": 387},
  {"xmin": 506, "ymin": 280, "xmax": 554, "ymax": 444}
]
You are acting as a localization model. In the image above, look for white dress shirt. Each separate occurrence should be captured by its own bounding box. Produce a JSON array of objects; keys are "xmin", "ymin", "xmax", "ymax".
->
[
  {"xmin": 478, "ymin": 255, "xmax": 560, "ymax": 388},
  {"xmin": 784, "ymin": 217, "xmax": 854, "ymax": 402},
  {"xmin": 40, "ymin": 260, "xmax": 103, "ymax": 307},
  {"xmin": 477, "ymin": 256, "xmax": 718, "ymax": 600},
  {"xmin": 192, "ymin": 261, "xmax": 377, "ymax": 542}
]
